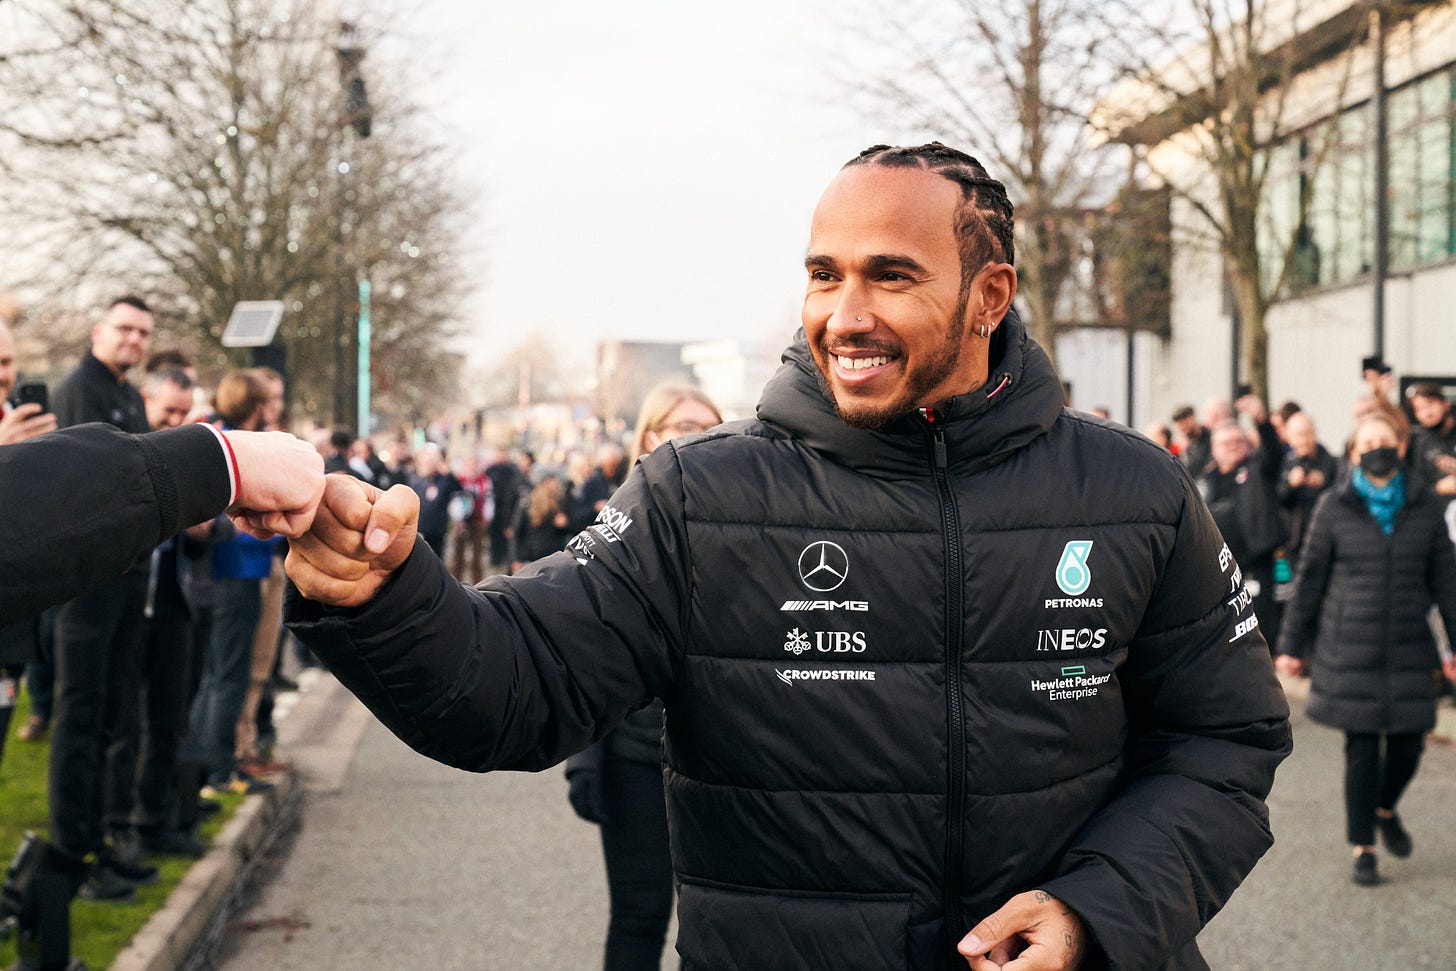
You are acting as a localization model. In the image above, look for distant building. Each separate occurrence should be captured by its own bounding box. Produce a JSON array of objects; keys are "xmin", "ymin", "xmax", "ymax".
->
[{"xmin": 1060, "ymin": 0, "xmax": 1456, "ymax": 442}]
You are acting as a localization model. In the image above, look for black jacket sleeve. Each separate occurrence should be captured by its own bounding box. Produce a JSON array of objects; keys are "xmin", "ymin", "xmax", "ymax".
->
[
  {"xmin": 285, "ymin": 454, "xmax": 691, "ymax": 772},
  {"xmin": 1039, "ymin": 470, "xmax": 1293, "ymax": 970},
  {"xmin": 0, "ymin": 422, "xmax": 232, "ymax": 623}
]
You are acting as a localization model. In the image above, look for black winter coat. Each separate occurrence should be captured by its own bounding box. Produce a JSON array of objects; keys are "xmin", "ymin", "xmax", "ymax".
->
[
  {"xmin": 1276, "ymin": 477, "xmax": 1456, "ymax": 733},
  {"xmin": 287, "ymin": 312, "xmax": 1291, "ymax": 970}
]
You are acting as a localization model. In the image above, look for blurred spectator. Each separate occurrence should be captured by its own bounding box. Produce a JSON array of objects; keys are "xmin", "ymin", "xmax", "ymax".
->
[
  {"xmin": 1088, "ymin": 405, "xmax": 1112, "ymax": 420},
  {"xmin": 411, "ymin": 443, "xmax": 464, "ymax": 558},
  {"xmin": 50, "ymin": 296, "xmax": 162, "ymax": 902},
  {"xmin": 1278, "ymin": 411, "xmax": 1340, "ymax": 557},
  {"xmin": 485, "ymin": 448, "xmax": 527, "ymax": 573},
  {"xmin": 509, "ymin": 475, "xmax": 573, "ymax": 573},
  {"xmin": 0, "ymin": 318, "xmax": 57, "ymax": 446},
  {"xmin": 1142, "ymin": 421, "xmax": 1176, "ymax": 455},
  {"xmin": 124, "ymin": 367, "xmax": 213, "ymax": 857},
  {"xmin": 0, "ymin": 319, "xmax": 56, "ymax": 764},
  {"xmin": 1172, "ymin": 403, "xmax": 1209, "ymax": 473},
  {"xmin": 1276, "ymin": 410, "xmax": 1340, "ymax": 611},
  {"xmin": 235, "ymin": 369, "xmax": 290, "ymax": 783},
  {"xmin": 1197, "ymin": 395, "xmax": 1288, "ymax": 650},
  {"xmin": 181, "ymin": 370, "xmax": 278, "ymax": 803},
  {"xmin": 565, "ymin": 382, "xmax": 722, "ymax": 970},
  {"xmin": 1407, "ymin": 383, "xmax": 1456, "ymax": 497},
  {"xmin": 573, "ymin": 443, "xmax": 627, "ymax": 532},
  {"xmin": 349, "ymin": 438, "xmax": 393, "ymax": 487},
  {"xmin": 450, "ymin": 453, "xmax": 493, "ymax": 584},
  {"xmin": 1272, "ymin": 400, "xmax": 1302, "ymax": 453},
  {"xmin": 325, "ymin": 427, "xmax": 355, "ymax": 475},
  {"xmin": 145, "ymin": 349, "xmax": 197, "ymax": 383},
  {"xmin": 140, "ymin": 369, "xmax": 194, "ymax": 431}
]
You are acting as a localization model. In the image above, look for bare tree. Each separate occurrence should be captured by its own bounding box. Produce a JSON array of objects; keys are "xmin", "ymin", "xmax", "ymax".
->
[
  {"xmin": 841, "ymin": 0, "xmax": 1119, "ymax": 367},
  {"xmin": 0, "ymin": 0, "xmax": 471, "ymax": 426},
  {"xmin": 1093, "ymin": 0, "xmax": 1375, "ymax": 401}
]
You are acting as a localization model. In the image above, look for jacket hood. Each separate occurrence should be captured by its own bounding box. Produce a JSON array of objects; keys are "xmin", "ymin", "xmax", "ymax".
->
[{"xmin": 756, "ymin": 306, "xmax": 1064, "ymax": 478}]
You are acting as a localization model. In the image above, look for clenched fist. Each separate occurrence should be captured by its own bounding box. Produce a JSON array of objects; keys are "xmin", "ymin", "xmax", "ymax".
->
[{"xmin": 286, "ymin": 473, "xmax": 420, "ymax": 608}]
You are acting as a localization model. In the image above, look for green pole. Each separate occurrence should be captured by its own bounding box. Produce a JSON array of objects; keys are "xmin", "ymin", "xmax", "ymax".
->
[{"xmin": 357, "ymin": 278, "xmax": 371, "ymax": 436}]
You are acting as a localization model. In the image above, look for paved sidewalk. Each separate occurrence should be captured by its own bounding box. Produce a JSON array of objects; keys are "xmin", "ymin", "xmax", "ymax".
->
[
  {"xmin": 107, "ymin": 672, "xmax": 1450, "ymax": 966},
  {"xmin": 108, "ymin": 668, "xmax": 369, "ymax": 971}
]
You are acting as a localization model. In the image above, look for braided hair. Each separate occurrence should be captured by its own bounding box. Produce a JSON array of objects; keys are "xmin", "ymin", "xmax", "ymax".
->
[{"xmin": 844, "ymin": 143, "xmax": 1015, "ymax": 310}]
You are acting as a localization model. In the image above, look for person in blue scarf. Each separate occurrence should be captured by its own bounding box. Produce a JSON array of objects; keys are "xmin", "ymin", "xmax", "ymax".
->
[{"xmin": 1276, "ymin": 413, "xmax": 1456, "ymax": 887}]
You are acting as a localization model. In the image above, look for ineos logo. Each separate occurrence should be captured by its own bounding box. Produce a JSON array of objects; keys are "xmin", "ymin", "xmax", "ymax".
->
[{"xmin": 798, "ymin": 541, "xmax": 849, "ymax": 592}]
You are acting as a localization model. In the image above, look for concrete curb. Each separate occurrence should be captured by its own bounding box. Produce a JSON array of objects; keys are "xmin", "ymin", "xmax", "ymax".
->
[
  {"xmin": 108, "ymin": 774, "xmax": 300, "ymax": 971},
  {"xmin": 106, "ymin": 671, "xmax": 362, "ymax": 971}
]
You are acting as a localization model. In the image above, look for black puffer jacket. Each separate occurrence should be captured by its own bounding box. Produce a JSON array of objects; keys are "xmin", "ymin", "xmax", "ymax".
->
[
  {"xmin": 287, "ymin": 313, "xmax": 1290, "ymax": 970},
  {"xmin": 1276, "ymin": 477, "xmax": 1456, "ymax": 733}
]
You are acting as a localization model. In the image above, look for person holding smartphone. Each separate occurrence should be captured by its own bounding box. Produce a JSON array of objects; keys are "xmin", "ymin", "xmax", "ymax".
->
[
  {"xmin": 0, "ymin": 320, "xmax": 57, "ymax": 446},
  {"xmin": 0, "ymin": 318, "xmax": 57, "ymax": 768}
]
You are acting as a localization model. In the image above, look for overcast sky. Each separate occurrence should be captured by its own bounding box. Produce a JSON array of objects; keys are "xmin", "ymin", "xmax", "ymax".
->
[{"xmin": 405, "ymin": 0, "xmax": 887, "ymax": 371}]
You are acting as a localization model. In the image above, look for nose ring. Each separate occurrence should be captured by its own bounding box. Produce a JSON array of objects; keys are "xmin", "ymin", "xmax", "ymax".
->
[{"xmin": 856, "ymin": 316, "xmax": 863, "ymax": 322}]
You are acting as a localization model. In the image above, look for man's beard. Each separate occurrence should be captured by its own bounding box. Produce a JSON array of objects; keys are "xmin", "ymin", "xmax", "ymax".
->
[{"xmin": 816, "ymin": 314, "xmax": 968, "ymax": 431}]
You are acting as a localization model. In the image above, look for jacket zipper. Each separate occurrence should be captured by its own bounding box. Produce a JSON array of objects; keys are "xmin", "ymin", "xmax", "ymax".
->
[{"xmin": 925, "ymin": 408, "xmax": 967, "ymax": 944}]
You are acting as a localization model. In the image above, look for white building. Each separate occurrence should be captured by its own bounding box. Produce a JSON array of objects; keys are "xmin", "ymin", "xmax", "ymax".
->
[{"xmin": 1059, "ymin": 0, "xmax": 1456, "ymax": 447}]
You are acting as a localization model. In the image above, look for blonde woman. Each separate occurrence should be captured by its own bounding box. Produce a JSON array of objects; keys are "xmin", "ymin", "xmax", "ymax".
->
[{"xmin": 567, "ymin": 383, "xmax": 721, "ymax": 971}]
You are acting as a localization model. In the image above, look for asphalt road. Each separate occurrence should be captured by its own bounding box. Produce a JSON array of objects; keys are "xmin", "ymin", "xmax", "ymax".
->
[{"xmin": 216, "ymin": 676, "xmax": 1456, "ymax": 970}]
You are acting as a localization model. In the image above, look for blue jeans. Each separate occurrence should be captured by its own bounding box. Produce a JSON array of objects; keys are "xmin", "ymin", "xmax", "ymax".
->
[{"xmin": 183, "ymin": 578, "xmax": 259, "ymax": 786}]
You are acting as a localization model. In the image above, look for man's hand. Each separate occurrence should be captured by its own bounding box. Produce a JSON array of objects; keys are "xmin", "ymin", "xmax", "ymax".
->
[
  {"xmin": 959, "ymin": 890, "xmax": 1087, "ymax": 970},
  {"xmin": 1234, "ymin": 394, "xmax": 1267, "ymax": 425},
  {"xmin": 226, "ymin": 430, "xmax": 327, "ymax": 537},
  {"xmin": 285, "ymin": 473, "xmax": 419, "ymax": 608},
  {"xmin": 0, "ymin": 402, "xmax": 57, "ymax": 446},
  {"xmin": 1285, "ymin": 466, "xmax": 1306, "ymax": 489},
  {"xmin": 1364, "ymin": 369, "xmax": 1396, "ymax": 401},
  {"xmin": 1274, "ymin": 654, "xmax": 1305, "ymax": 677}
]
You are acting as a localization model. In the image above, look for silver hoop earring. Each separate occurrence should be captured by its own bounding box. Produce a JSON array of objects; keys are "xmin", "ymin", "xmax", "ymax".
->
[{"xmin": 978, "ymin": 322, "xmax": 992, "ymax": 338}]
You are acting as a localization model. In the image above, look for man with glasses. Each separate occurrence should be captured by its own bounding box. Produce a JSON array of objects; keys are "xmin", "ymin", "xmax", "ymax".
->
[{"xmin": 50, "ymin": 295, "xmax": 164, "ymax": 901}]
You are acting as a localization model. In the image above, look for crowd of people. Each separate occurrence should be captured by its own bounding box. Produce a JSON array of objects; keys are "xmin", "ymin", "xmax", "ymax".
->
[
  {"xmin": 1142, "ymin": 375, "xmax": 1456, "ymax": 889},
  {"xmin": 0, "ymin": 293, "xmax": 714, "ymax": 966}
]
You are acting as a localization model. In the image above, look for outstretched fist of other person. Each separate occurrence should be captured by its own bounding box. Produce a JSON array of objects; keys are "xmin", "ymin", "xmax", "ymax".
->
[{"xmin": 285, "ymin": 472, "xmax": 419, "ymax": 608}]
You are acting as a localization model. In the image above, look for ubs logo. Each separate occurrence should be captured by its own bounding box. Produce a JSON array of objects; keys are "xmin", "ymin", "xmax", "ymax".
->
[{"xmin": 798, "ymin": 541, "xmax": 849, "ymax": 592}]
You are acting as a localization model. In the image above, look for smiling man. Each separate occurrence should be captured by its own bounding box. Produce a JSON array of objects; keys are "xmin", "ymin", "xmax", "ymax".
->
[{"xmin": 284, "ymin": 144, "xmax": 1291, "ymax": 970}]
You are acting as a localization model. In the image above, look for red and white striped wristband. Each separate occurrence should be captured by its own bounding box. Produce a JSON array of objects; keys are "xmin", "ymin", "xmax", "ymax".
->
[{"xmin": 201, "ymin": 423, "xmax": 241, "ymax": 507}]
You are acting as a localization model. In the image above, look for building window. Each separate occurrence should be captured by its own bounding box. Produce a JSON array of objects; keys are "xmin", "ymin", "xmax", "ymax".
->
[
  {"xmin": 1261, "ymin": 64, "xmax": 1455, "ymax": 295},
  {"xmin": 1388, "ymin": 67, "xmax": 1455, "ymax": 271}
]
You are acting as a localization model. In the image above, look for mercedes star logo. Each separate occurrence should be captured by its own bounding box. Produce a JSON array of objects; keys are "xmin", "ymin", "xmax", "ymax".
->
[{"xmin": 798, "ymin": 540, "xmax": 849, "ymax": 592}]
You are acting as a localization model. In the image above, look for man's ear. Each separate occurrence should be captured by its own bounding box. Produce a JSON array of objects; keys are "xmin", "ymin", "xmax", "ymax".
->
[{"xmin": 978, "ymin": 262, "xmax": 1017, "ymax": 323}]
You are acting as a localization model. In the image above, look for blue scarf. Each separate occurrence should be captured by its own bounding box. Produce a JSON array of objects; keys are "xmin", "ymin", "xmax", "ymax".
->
[{"xmin": 1351, "ymin": 468, "xmax": 1405, "ymax": 535}]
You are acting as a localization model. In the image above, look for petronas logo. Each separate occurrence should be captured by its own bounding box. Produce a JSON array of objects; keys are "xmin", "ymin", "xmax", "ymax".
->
[{"xmin": 1055, "ymin": 541, "xmax": 1094, "ymax": 596}]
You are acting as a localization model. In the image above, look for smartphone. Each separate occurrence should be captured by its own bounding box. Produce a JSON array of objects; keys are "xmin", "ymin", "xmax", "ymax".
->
[
  {"xmin": 15, "ymin": 382, "xmax": 48, "ymax": 413},
  {"xmin": 1360, "ymin": 355, "xmax": 1391, "ymax": 376}
]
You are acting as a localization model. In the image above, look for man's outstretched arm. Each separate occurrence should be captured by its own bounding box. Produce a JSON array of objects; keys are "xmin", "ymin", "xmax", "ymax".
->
[
  {"xmin": 285, "ymin": 464, "xmax": 690, "ymax": 774},
  {"xmin": 0, "ymin": 422, "xmax": 324, "ymax": 623}
]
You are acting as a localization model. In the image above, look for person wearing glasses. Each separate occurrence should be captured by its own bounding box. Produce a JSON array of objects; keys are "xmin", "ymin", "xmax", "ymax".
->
[
  {"xmin": 48, "ymin": 296, "xmax": 173, "ymax": 901},
  {"xmin": 566, "ymin": 383, "xmax": 722, "ymax": 971}
]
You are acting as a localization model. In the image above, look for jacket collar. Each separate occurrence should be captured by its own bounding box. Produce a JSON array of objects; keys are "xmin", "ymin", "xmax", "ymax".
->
[
  {"xmin": 81, "ymin": 349, "xmax": 128, "ymax": 385},
  {"xmin": 755, "ymin": 307, "xmax": 1064, "ymax": 479}
]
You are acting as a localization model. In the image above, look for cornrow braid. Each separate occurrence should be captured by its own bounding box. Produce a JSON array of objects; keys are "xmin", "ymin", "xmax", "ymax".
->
[{"xmin": 845, "ymin": 143, "xmax": 1016, "ymax": 314}]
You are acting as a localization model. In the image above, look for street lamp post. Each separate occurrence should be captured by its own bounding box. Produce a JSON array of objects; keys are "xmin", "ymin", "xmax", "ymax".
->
[{"xmin": 333, "ymin": 22, "xmax": 372, "ymax": 429}]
